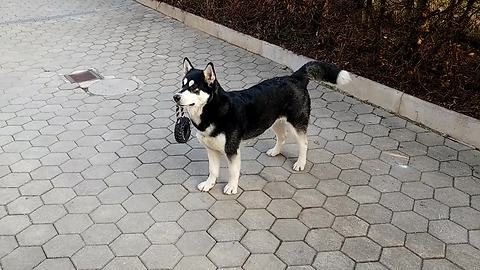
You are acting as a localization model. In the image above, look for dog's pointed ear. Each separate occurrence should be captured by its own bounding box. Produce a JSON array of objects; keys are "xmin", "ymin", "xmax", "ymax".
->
[
  {"xmin": 203, "ymin": 62, "xmax": 216, "ymax": 85},
  {"xmin": 183, "ymin": 57, "xmax": 193, "ymax": 74}
]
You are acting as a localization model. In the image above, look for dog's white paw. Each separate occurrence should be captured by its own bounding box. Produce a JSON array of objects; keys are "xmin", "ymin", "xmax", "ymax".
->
[
  {"xmin": 198, "ymin": 180, "xmax": 215, "ymax": 192},
  {"xmin": 266, "ymin": 148, "xmax": 280, "ymax": 157},
  {"xmin": 223, "ymin": 183, "xmax": 238, "ymax": 195},
  {"xmin": 293, "ymin": 160, "xmax": 306, "ymax": 171}
]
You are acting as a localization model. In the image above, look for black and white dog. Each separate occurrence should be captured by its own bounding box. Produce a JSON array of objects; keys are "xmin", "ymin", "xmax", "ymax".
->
[{"xmin": 173, "ymin": 58, "xmax": 351, "ymax": 194}]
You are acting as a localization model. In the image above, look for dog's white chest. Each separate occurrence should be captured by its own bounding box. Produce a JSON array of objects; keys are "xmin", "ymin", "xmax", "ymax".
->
[{"xmin": 196, "ymin": 126, "xmax": 226, "ymax": 152}]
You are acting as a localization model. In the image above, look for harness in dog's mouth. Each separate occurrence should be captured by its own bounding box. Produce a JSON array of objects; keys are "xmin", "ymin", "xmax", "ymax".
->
[{"xmin": 174, "ymin": 105, "xmax": 191, "ymax": 143}]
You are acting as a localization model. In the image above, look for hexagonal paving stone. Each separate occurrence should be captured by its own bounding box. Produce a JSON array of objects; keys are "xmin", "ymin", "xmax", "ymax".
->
[
  {"xmin": 405, "ymin": 233, "xmax": 445, "ymax": 258},
  {"xmin": 110, "ymin": 233, "xmax": 150, "ymax": 256},
  {"xmin": 178, "ymin": 210, "xmax": 216, "ymax": 231},
  {"xmin": 263, "ymin": 182, "xmax": 295, "ymax": 198},
  {"xmin": 317, "ymin": 179, "xmax": 349, "ymax": 196},
  {"xmin": 116, "ymin": 212, "xmax": 154, "ymax": 233},
  {"xmin": 332, "ymin": 215, "xmax": 369, "ymax": 237},
  {"xmin": 7, "ymin": 196, "xmax": 42, "ymax": 214},
  {"xmin": 150, "ymin": 202, "xmax": 186, "ymax": 222},
  {"xmin": 209, "ymin": 200, "xmax": 245, "ymax": 219},
  {"xmin": 270, "ymin": 219, "xmax": 308, "ymax": 241},
  {"xmin": 420, "ymin": 171, "xmax": 453, "ymax": 188},
  {"xmin": 122, "ymin": 194, "xmax": 158, "ymax": 212},
  {"xmin": 323, "ymin": 196, "xmax": 358, "ymax": 216},
  {"xmin": 429, "ymin": 220, "xmax": 468, "ymax": 244},
  {"xmin": 243, "ymin": 254, "xmax": 286, "ymax": 270},
  {"xmin": 34, "ymin": 258, "xmax": 76, "ymax": 270},
  {"xmin": 90, "ymin": 204, "xmax": 126, "ymax": 223},
  {"xmin": 154, "ymin": 184, "xmax": 188, "ymax": 202},
  {"xmin": 65, "ymin": 196, "xmax": 100, "ymax": 213},
  {"xmin": 241, "ymin": 230, "xmax": 280, "ymax": 253},
  {"xmin": 176, "ymin": 231, "xmax": 216, "ymax": 256},
  {"xmin": 81, "ymin": 223, "xmax": 120, "ymax": 245},
  {"xmin": 146, "ymin": 222, "xmax": 183, "ymax": 244},
  {"xmin": 379, "ymin": 192, "xmax": 414, "ymax": 211},
  {"xmin": 341, "ymin": 237, "xmax": 382, "ymax": 262},
  {"xmin": 17, "ymin": 224, "xmax": 56, "ymax": 246},
  {"xmin": 276, "ymin": 241, "xmax": 316, "ymax": 266},
  {"xmin": 41, "ymin": 188, "xmax": 76, "ymax": 204},
  {"xmin": 368, "ymin": 223, "xmax": 406, "ymax": 247},
  {"xmin": 54, "ymin": 213, "xmax": 92, "ymax": 234},
  {"xmin": 413, "ymin": 199, "xmax": 449, "ymax": 220},
  {"xmin": 208, "ymin": 242, "xmax": 250, "ymax": 268},
  {"xmin": 356, "ymin": 203, "xmax": 392, "ymax": 224},
  {"xmin": 43, "ymin": 234, "xmax": 84, "ymax": 258},
  {"xmin": 267, "ymin": 199, "xmax": 302, "ymax": 218},
  {"xmin": 1, "ymin": 247, "xmax": 45, "ymax": 270},
  {"xmin": 141, "ymin": 245, "xmax": 182, "ymax": 269},
  {"xmin": 71, "ymin": 245, "xmax": 114, "ymax": 269},
  {"xmin": 299, "ymin": 207, "xmax": 334, "ymax": 228},
  {"xmin": 104, "ymin": 257, "xmax": 146, "ymax": 270},
  {"xmin": 238, "ymin": 190, "xmax": 271, "ymax": 208},
  {"xmin": 450, "ymin": 206, "xmax": 480, "ymax": 229},
  {"xmin": 174, "ymin": 256, "xmax": 216, "ymax": 270},
  {"xmin": 208, "ymin": 219, "xmax": 246, "ymax": 241},
  {"xmin": 306, "ymin": 228, "xmax": 343, "ymax": 252},
  {"xmin": 434, "ymin": 187, "xmax": 469, "ymax": 207},
  {"xmin": 422, "ymin": 259, "xmax": 462, "ymax": 270},
  {"xmin": 347, "ymin": 185, "xmax": 380, "ymax": 204},
  {"xmin": 392, "ymin": 211, "xmax": 428, "ymax": 233},
  {"xmin": 293, "ymin": 189, "xmax": 326, "ymax": 207},
  {"xmin": 446, "ymin": 244, "xmax": 480, "ymax": 270},
  {"xmin": 30, "ymin": 204, "xmax": 67, "ymax": 224},
  {"xmin": 380, "ymin": 247, "xmax": 422, "ymax": 270},
  {"xmin": 0, "ymin": 236, "xmax": 17, "ymax": 258},
  {"xmin": 312, "ymin": 251, "xmax": 354, "ymax": 270}
]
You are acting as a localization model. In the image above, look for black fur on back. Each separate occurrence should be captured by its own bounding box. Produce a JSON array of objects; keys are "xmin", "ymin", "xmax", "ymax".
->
[{"xmin": 188, "ymin": 61, "xmax": 342, "ymax": 158}]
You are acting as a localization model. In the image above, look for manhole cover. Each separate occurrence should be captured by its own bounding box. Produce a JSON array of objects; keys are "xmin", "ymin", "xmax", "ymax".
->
[
  {"xmin": 65, "ymin": 69, "xmax": 102, "ymax": 83},
  {"xmin": 88, "ymin": 78, "xmax": 138, "ymax": 96}
]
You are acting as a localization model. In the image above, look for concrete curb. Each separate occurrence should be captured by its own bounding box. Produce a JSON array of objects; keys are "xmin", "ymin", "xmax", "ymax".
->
[{"xmin": 135, "ymin": 0, "xmax": 480, "ymax": 149}]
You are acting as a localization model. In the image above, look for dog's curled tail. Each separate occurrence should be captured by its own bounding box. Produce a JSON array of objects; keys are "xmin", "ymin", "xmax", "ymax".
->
[{"xmin": 293, "ymin": 61, "xmax": 351, "ymax": 85}]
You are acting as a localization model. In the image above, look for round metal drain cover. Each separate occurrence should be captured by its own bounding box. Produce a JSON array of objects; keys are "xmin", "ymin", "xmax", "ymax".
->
[{"xmin": 88, "ymin": 79, "xmax": 138, "ymax": 96}]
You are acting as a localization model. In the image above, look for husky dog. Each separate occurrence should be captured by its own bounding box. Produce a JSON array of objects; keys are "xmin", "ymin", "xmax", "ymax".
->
[{"xmin": 173, "ymin": 58, "xmax": 351, "ymax": 194}]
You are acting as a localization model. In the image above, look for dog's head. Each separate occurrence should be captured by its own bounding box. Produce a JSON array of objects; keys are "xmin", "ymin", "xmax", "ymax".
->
[{"xmin": 173, "ymin": 57, "xmax": 217, "ymax": 107}]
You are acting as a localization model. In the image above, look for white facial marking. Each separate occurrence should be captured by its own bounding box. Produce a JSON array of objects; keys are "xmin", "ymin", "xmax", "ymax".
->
[
  {"xmin": 183, "ymin": 78, "xmax": 187, "ymax": 85},
  {"xmin": 188, "ymin": 80, "xmax": 194, "ymax": 87}
]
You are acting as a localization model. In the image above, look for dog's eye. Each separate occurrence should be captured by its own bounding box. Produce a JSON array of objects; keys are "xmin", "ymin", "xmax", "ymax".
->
[{"xmin": 191, "ymin": 88, "xmax": 200, "ymax": 94}]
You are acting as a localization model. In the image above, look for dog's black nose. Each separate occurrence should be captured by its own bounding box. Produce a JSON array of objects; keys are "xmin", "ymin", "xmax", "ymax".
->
[{"xmin": 173, "ymin": 94, "xmax": 181, "ymax": 103}]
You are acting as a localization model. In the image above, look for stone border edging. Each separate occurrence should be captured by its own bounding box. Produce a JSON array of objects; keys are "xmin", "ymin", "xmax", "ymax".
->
[{"xmin": 135, "ymin": 0, "xmax": 480, "ymax": 149}]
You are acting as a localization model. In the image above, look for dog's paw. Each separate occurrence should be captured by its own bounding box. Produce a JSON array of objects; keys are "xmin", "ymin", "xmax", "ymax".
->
[
  {"xmin": 293, "ymin": 160, "xmax": 306, "ymax": 171},
  {"xmin": 223, "ymin": 183, "xmax": 238, "ymax": 195},
  {"xmin": 266, "ymin": 148, "xmax": 280, "ymax": 157},
  {"xmin": 198, "ymin": 180, "xmax": 215, "ymax": 192}
]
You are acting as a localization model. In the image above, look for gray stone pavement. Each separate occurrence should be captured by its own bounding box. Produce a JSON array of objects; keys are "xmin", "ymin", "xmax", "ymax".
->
[{"xmin": 1, "ymin": 0, "xmax": 480, "ymax": 269}]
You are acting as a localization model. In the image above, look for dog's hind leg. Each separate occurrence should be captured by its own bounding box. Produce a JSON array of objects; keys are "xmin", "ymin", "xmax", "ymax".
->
[
  {"xmin": 198, "ymin": 147, "xmax": 221, "ymax": 192},
  {"xmin": 292, "ymin": 128, "xmax": 308, "ymax": 171},
  {"xmin": 224, "ymin": 150, "xmax": 241, "ymax": 195},
  {"xmin": 267, "ymin": 119, "xmax": 287, "ymax": 157}
]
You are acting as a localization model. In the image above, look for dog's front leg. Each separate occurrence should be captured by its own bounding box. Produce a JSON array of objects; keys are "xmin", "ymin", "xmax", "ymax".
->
[
  {"xmin": 197, "ymin": 147, "xmax": 221, "ymax": 192},
  {"xmin": 224, "ymin": 150, "xmax": 241, "ymax": 194}
]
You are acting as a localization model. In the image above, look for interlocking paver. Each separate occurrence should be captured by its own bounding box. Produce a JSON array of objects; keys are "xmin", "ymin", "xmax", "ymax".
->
[
  {"xmin": 380, "ymin": 247, "xmax": 421, "ymax": 270},
  {"xmin": 241, "ymin": 230, "xmax": 280, "ymax": 253},
  {"xmin": 276, "ymin": 241, "xmax": 315, "ymax": 266},
  {"xmin": 1, "ymin": 247, "xmax": 45, "ymax": 270},
  {"xmin": 405, "ymin": 232, "xmax": 445, "ymax": 258},
  {"xmin": 174, "ymin": 256, "xmax": 216, "ymax": 270},
  {"xmin": 208, "ymin": 242, "xmax": 250, "ymax": 268},
  {"xmin": 312, "ymin": 251, "xmax": 354, "ymax": 270},
  {"xmin": 243, "ymin": 254, "xmax": 286, "ymax": 270},
  {"xmin": 0, "ymin": 2, "xmax": 478, "ymax": 269},
  {"xmin": 342, "ymin": 237, "xmax": 382, "ymax": 262},
  {"xmin": 208, "ymin": 219, "xmax": 246, "ymax": 241}
]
